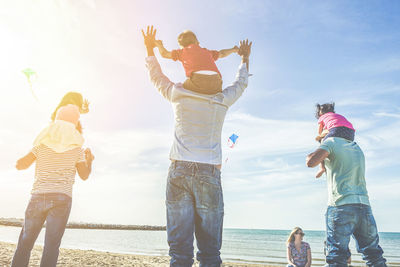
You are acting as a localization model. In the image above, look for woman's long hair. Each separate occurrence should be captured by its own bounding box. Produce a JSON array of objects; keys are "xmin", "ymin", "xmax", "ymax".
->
[
  {"xmin": 51, "ymin": 92, "xmax": 83, "ymax": 133},
  {"xmin": 287, "ymin": 227, "xmax": 303, "ymax": 244}
]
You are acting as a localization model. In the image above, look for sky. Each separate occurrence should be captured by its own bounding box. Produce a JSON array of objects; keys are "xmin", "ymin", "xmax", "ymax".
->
[{"xmin": 0, "ymin": 0, "xmax": 399, "ymax": 232}]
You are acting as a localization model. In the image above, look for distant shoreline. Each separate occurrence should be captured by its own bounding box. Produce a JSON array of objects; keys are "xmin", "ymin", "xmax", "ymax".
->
[
  {"xmin": 2, "ymin": 218, "xmax": 398, "ymax": 233},
  {"xmin": 0, "ymin": 218, "xmax": 166, "ymax": 231}
]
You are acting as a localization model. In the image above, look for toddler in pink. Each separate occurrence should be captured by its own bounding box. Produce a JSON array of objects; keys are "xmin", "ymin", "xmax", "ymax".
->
[{"xmin": 315, "ymin": 103, "xmax": 355, "ymax": 177}]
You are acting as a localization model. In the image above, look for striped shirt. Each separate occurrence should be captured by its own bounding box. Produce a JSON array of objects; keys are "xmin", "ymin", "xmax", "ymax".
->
[{"xmin": 31, "ymin": 144, "xmax": 85, "ymax": 197}]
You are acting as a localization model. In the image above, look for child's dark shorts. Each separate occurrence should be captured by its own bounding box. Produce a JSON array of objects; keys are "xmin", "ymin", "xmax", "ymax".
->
[
  {"xmin": 183, "ymin": 73, "xmax": 222, "ymax": 95},
  {"xmin": 324, "ymin": 126, "xmax": 355, "ymax": 141}
]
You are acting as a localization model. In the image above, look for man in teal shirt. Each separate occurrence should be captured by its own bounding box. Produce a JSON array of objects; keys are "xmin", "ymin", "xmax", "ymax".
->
[{"xmin": 306, "ymin": 137, "xmax": 387, "ymax": 267}]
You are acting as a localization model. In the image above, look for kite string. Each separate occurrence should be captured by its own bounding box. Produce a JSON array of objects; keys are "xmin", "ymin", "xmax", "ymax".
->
[
  {"xmin": 28, "ymin": 79, "xmax": 39, "ymax": 101},
  {"xmin": 224, "ymin": 134, "xmax": 239, "ymax": 166}
]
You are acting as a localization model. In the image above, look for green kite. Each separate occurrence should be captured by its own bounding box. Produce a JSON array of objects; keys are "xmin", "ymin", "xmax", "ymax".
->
[{"xmin": 22, "ymin": 68, "xmax": 38, "ymax": 100}]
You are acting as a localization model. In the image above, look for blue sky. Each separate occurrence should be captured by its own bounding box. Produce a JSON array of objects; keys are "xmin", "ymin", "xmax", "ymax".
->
[{"xmin": 0, "ymin": 0, "xmax": 399, "ymax": 232}]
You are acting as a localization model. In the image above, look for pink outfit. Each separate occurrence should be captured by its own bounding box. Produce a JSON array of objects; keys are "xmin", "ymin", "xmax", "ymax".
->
[
  {"xmin": 318, "ymin": 112, "xmax": 355, "ymax": 131},
  {"xmin": 55, "ymin": 104, "xmax": 80, "ymax": 126}
]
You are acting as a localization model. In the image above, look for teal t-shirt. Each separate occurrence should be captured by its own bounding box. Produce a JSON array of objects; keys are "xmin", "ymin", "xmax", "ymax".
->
[{"xmin": 319, "ymin": 137, "xmax": 370, "ymax": 206}]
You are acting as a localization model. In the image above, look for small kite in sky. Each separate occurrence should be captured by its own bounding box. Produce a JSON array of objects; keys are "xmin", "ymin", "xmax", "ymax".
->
[
  {"xmin": 225, "ymin": 133, "xmax": 239, "ymax": 164},
  {"xmin": 228, "ymin": 133, "xmax": 239, "ymax": 148},
  {"xmin": 22, "ymin": 68, "xmax": 38, "ymax": 100}
]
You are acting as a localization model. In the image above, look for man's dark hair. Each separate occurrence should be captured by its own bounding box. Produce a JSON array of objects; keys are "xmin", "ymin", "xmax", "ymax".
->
[{"xmin": 315, "ymin": 102, "xmax": 335, "ymax": 119}]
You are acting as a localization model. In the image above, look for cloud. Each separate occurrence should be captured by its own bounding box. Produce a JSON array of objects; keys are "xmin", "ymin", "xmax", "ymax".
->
[
  {"xmin": 328, "ymin": 83, "xmax": 400, "ymax": 109},
  {"xmin": 373, "ymin": 112, "xmax": 400, "ymax": 119},
  {"xmin": 222, "ymin": 111, "xmax": 316, "ymax": 160},
  {"xmin": 0, "ymin": 107, "xmax": 398, "ymax": 231}
]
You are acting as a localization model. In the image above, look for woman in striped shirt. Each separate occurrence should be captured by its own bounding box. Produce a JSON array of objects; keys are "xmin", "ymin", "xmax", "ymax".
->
[{"xmin": 11, "ymin": 92, "xmax": 94, "ymax": 267}]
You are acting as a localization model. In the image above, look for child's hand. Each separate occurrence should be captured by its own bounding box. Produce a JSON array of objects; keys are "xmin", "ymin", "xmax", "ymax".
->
[
  {"xmin": 233, "ymin": 45, "xmax": 239, "ymax": 53},
  {"xmin": 155, "ymin": 40, "xmax": 163, "ymax": 48},
  {"xmin": 81, "ymin": 99, "xmax": 90, "ymax": 114},
  {"xmin": 315, "ymin": 135, "xmax": 323, "ymax": 142},
  {"xmin": 315, "ymin": 129, "xmax": 329, "ymax": 142}
]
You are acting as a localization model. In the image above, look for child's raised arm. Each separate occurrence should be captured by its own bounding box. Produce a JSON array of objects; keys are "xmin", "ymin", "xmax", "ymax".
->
[
  {"xmin": 315, "ymin": 123, "xmax": 328, "ymax": 142},
  {"xmin": 155, "ymin": 40, "xmax": 172, "ymax": 59},
  {"xmin": 318, "ymin": 123, "xmax": 324, "ymax": 135},
  {"xmin": 218, "ymin": 45, "xmax": 239, "ymax": 58}
]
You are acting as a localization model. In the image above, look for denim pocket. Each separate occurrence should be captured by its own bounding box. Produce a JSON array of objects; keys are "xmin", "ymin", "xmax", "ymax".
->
[
  {"xmin": 199, "ymin": 177, "xmax": 222, "ymax": 209},
  {"xmin": 51, "ymin": 198, "xmax": 72, "ymax": 217},
  {"xmin": 327, "ymin": 205, "xmax": 356, "ymax": 237},
  {"xmin": 327, "ymin": 207, "xmax": 344, "ymax": 233},
  {"xmin": 166, "ymin": 174, "xmax": 186, "ymax": 202}
]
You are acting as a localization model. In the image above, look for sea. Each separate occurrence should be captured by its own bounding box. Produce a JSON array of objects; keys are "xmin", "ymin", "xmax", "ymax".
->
[{"xmin": 0, "ymin": 226, "xmax": 399, "ymax": 266}]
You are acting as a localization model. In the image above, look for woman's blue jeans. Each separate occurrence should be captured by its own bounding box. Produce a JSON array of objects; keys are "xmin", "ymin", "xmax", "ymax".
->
[
  {"xmin": 11, "ymin": 193, "xmax": 72, "ymax": 267},
  {"xmin": 325, "ymin": 204, "xmax": 387, "ymax": 267},
  {"xmin": 166, "ymin": 160, "xmax": 224, "ymax": 267}
]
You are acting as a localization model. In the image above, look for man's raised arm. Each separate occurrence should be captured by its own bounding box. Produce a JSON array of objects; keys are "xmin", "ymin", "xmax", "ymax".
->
[
  {"xmin": 222, "ymin": 39, "xmax": 252, "ymax": 107},
  {"xmin": 142, "ymin": 25, "xmax": 174, "ymax": 101}
]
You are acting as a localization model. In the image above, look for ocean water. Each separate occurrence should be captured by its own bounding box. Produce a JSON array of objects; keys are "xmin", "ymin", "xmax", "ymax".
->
[{"xmin": 0, "ymin": 226, "xmax": 399, "ymax": 265}]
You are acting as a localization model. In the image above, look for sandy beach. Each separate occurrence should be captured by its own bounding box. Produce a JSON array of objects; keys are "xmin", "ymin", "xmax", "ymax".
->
[{"xmin": 0, "ymin": 241, "xmax": 280, "ymax": 267}]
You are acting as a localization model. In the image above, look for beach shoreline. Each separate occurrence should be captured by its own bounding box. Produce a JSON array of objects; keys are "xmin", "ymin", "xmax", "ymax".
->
[
  {"xmin": 1, "ymin": 240, "xmax": 398, "ymax": 266},
  {"xmin": 1, "ymin": 224, "xmax": 398, "ymax": 267},
  {"xmin": 0, "ymin": 241, "xmax": 285, "ymax": 267}
]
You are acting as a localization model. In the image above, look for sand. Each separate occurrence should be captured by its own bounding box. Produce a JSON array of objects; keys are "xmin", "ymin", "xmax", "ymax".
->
[
  {"xmin": 1, "ymin": 241, "xmax": 389, "ymax": 267},
  {"xmin": 0, "ymin": 241, "xmax": 279, "ymax": 267}
]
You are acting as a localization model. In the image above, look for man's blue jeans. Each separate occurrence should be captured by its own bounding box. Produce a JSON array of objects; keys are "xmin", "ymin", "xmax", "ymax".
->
[
  {"xmin": 325, "ymin": 204, "xmax": 387, "ymax": 267},
  {"xmin": 166, "ymin": 160, "xmax": 224, "ymax": 267},
  {"xmin": 12, "ymin": 193, "xmax": 72, "ymax": 267}
]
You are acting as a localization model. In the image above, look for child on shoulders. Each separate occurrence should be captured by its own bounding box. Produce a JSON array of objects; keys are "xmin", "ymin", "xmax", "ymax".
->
[
  {"xmin": 155, "ymin": 30, "xmax": 238, "ymax": 95},
  {"xmin": 33, "ymin": 92, "xmax": 89, "ymax": 153},
  {"xmin": 315, "ymin": 102, "xmax": 355, "ymax": 178}
]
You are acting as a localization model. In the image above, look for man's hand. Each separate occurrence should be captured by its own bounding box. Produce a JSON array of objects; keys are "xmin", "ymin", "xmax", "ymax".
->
[
  {"xmin": 238, "ymin": 39, "xmax": 252, "ymax": 71},
  {"xmin": 238, "ymin": 39, "xmax": 252, "ymax": 58},
  {"xmin": 16, "ymin": 152, "xmax": 36, "ymax": 170},
  {"xmin": 77, "ymin": 148, "xmax": 94, "ymax": 181},
  {"xmin": 84, "ymin": 148, "xmax": 95, "ymax": 162},
  {"xmin": 306, "ymin": 149, "xmax": 329, "ymax": 168},
  {"xmin": 141, "ymin": 25, "xmax": 157, "ymax": 56}
]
